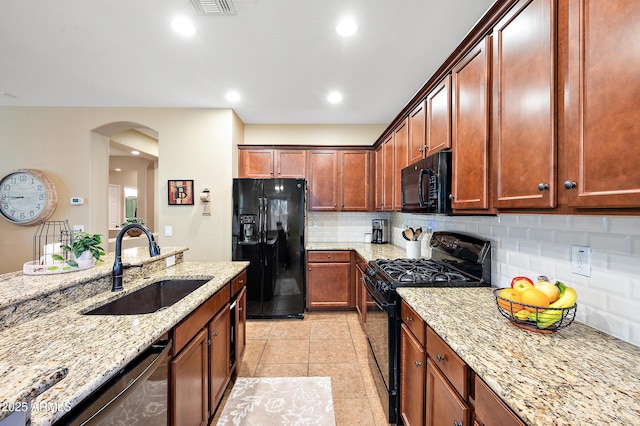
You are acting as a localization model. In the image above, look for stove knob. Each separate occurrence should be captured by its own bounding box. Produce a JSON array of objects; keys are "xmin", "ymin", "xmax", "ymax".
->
[{"xmin": 365, "ymin": 267, "xmax": 377, "ymax": 277}]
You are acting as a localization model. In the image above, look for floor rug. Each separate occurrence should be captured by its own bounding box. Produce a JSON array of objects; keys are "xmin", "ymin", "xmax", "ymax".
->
[{"xmin": 216, "ymin": 377, "xmax": 335, "ymax": 426}]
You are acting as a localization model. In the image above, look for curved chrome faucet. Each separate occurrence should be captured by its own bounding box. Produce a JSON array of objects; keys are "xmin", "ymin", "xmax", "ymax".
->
[{"xmin": 112, "ymin": 224, "xmax": 161, "ymax": 291}]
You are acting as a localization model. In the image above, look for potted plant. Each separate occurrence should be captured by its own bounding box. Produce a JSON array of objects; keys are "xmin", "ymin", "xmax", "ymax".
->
[
  {"xmin": 52, "ymin": 231, "xmax": 106, "ymax": 267},
  {"xmin": 122, "ymin": 217, "xmax": 145, "ymax": 237}
]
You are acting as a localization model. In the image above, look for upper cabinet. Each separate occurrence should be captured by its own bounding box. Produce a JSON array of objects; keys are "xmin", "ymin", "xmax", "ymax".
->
[
  {"xmin": 374, "ymin": 144, "xmax": 384, "ymax": 211},
  {"xmin": 307, "ymin": 150, "xmax": 339, "ymax": 210},
  {"xmin": 393, "ymin": 118, "xmax": 409, "ymax": 211},
  {"xmin": 340, "ymin": 150, "xmax": 371, "ymax": 211},
  {"xmin": 408, "ymin": 100, "xmax": 427, "ymax": 164},
  {"xmin": 451, "ymin": 36, "xmax": 492, "ymax": 212},
  {"xmin": 426, "ymin": 74, "xmax": 452, "ymax": 156},
  {"xmin": 382, "ymin": 133, "xmax": 395, "ymax": 211},
  {"xmin": 238, "ymin": 148, "xmax": 306, "ymax": 178},
  {"xmin": 562, "ymin": 0, "xmax": 640, "ymax": 208},
  {"xmin": 491, "ymin": 0, "xmax": 556, "ymax": 209}
]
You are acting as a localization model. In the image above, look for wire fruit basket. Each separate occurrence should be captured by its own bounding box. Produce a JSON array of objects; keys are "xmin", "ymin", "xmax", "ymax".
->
[{"xmin": 493, "ymin": 288, "xmax": 577, "ymax": 334}]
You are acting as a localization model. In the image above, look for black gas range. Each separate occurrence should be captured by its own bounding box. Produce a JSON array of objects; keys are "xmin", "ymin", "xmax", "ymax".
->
[{"xmin": 363, "ymin": 231, "xmax": 491, "ymax": 424}]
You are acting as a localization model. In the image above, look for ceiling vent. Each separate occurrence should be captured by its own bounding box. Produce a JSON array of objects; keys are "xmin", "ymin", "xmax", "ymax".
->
[{"xmin": 187, "ymin": 0, "xmax": 236, "ymax": 15}]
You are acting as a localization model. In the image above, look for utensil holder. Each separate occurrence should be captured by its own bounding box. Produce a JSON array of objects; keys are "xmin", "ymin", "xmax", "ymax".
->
[{"xmin": 406, "ymin": 241, "xmax": 421, "ymax": 259}]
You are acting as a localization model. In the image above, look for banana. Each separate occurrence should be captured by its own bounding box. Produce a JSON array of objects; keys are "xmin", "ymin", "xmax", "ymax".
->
[{"xmin": 535, "ymin": 282, "xmax": 577, "ymax": 329}]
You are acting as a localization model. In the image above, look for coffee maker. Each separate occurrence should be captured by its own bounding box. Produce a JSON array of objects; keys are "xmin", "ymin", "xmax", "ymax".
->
[
  {"xmin": 372, "ymin": 219, "xmax": 388, "ymax": 244},
  {"xmin": 240, "ymin": 214, "xmax": 257, "ymax": 242}
]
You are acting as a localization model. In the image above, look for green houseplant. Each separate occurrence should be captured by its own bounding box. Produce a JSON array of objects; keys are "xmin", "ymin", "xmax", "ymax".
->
[
  {"xmin": 52, "ymin": 231, "xmax": 106, "ymax": 267},
  {"xmin": 121, "ymin": 217, "xmax": 146, "ymax": 237}
]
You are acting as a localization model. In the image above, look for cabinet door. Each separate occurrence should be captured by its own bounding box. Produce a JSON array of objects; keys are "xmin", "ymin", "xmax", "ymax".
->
[
  {"xmin": 209, "ymin": 305, "xmax": 230, "ymax": 413},
  {"xmin": 426, "ymin": 359, "xmax": 470, "ymax": 426},
  {"xmin": 306, "ymin": 262, "xmax": 351, "ymax": 308},
  {"xmin": 400, "ymin": 323, "xmax": 426, "ymax": 426},
  {"xmin": 474, "ymin": 375, "xmax": 525, "ymax": 426},
  {"xmin": 239, "ymin": 149, "xmax": 274, "ymax": 178},
  {"xmin": 340, "ymin": 150, "xmax": 370, "ymax": 211},
  {"xmin": 394, "ymin": 118, "xmax": 409, "ymax": 211},
  {"xmin": 383, "ymin": 134, "xmax": 394, "ymax": 211},
  {"xmin": 307, "ymin": 150, "xmax": 339, "ymax": 211},
  {"xmin": 452, "ymin": 37, "xmax": 492, "ymax": 212},
  {"xmin": 276, "ymin": 150, "xmax": 306, "ymax": 178},
  {"xmin": 171, "ymin": 328, "xmax": 208, "ymax": 426},
  {"xmin": 235, "ymin": 286, "xmax": 247, "ymax": 372},
  {"xmin": 492, "ymin": 0, "xmax": 556, "ymax": 209},
  {"xmin": 408, "ymin": 100, "xmax": 427, "ymax": 164},
  {"xmin": 426, "ymin": 74, "xmax": 452, "ymax": 156},
  {"xmin": 564, "ymin": 0, "xmax": 640, "ymax": 208},
  {"xmin": 375, "ymin": 145, "xmax": 384, "ymax": 211}
]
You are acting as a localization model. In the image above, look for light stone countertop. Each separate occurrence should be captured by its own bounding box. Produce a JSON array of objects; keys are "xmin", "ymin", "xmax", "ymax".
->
[
  {"xmin": 397, "ymin": 287, "xmax": 640, "ymax": 426},
  {"xmin": 0, "ymin": 260, "xmax": 249, "ymax": 425},
  {"xmin": 306, "ymin": 242, "xmax": 408, "ymax": 261}
]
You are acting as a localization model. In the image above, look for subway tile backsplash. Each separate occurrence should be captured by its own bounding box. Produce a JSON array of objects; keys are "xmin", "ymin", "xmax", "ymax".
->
[{"xmin": 306, "ymin": 211, "xmax": 640, "ymax": 347}]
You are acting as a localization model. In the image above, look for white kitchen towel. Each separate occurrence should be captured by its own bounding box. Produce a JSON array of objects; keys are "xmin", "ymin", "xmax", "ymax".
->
[{"xmin": 216, "ymin": 377, "xmax": 335, "ymax": 425}]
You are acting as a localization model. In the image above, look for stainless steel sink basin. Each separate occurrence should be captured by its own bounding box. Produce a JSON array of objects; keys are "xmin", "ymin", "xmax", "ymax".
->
[{"xmin": 84, "ymin": 279, "xmax": 211, "ymax": 315}]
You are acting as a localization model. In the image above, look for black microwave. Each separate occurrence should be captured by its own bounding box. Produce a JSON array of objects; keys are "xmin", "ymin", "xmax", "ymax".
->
[{"xmin": 401, "ymin": 150, "xmax": 452, "ymax": 214}]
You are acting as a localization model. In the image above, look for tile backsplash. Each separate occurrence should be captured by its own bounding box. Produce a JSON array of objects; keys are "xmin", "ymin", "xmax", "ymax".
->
[{"xmin": 306, "ymin": 211, "xmax": 640, "ymax": 347}]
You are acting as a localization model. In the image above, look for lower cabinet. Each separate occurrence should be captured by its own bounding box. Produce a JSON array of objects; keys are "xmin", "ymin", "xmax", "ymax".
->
[
  {"xmin": 306, "ymin": 251, "xmax": 353, "ymax": 309},
  {"xmin": 208, "ymin": 306, "xmax": 231, "ymax": 415},
  {"xmin": 473, "ymin": 374, "xmax": 526, "ymax": 426},
  {"xmin": 233, "ymin": 285, "xmax": 247, "ymax": 373},
  {"xmin": 400, "ymin": 323, "xmax": 426, "ymax": 426},
  {"xmin": 171, "ymin": 328, "xmax": 209, "ymax": 426},
  {"xmin": 426, "ymin": 358, "xmax": 470, "ymax": 426}
]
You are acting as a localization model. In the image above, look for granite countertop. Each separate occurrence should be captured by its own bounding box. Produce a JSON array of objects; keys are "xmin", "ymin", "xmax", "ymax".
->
[
  {"xmin": 397, "ymin": 287, "xmax": 640, "ymax": 426},
  {"xmin": 306, "ymin": 242, "xmax": 408, "ymax": 261},
  {"xmin": 0, "ymin": 260, "xmax": 249, "ymax": 425}
]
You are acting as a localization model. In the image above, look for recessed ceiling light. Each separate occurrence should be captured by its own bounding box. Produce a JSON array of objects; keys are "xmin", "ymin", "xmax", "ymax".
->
[
  {"xmin": 114, "ymin": 168, "xmax": 122, "ymax": 172},
  {"xmin": 336, "ymin": 18, "xmax": 357, "ymax": 37},
  {"xmin": 171, "ymin": 17, "xmax": 196, "ymax": 36},
  {"xmin": 225, "ymin": 91, "xmax": 241, "ymax": 102},
  {"xmin": 131, "ymin": 150, "xmax": 140, "ymax": 155},
  {"xmin": 327, "ymin": 91, "xmax": 343, "ymax": 104}
]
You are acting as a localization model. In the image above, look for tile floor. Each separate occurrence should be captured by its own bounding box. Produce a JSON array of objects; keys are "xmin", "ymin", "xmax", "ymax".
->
[{"xmin": 212, "ymin": 311, "xmax": 389, "ymax": 425}]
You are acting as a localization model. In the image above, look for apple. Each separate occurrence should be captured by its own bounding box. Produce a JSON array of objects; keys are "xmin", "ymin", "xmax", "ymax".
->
[
  {"xmin": 534, "ymin": 281, "xmax": 560, "ymax": 303},
  {"xmin": 511, "ymin": 276, "xmax": 534, "ymax": 293}
]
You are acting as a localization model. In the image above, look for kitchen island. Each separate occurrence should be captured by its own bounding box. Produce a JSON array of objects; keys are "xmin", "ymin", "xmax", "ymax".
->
[
  {"xmin": 398, "ymin": 287, "xmax": 640, "ymax": 426},
  {"xmin": 0, "ymin": 249, "xmax": 248, "ymax": 425}
]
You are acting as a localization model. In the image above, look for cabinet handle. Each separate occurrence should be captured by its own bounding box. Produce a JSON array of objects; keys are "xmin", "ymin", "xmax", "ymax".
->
[
  {"xmin": 334, "ymin": 204, "xmax": 337, "ymax": 208},
  {"xmin": 206, "ymin": 339, "xmax": 211, "ymax": 345},
  {"xmin": 564, "ymin": 180, "xmax": 577, "ymax": 189},
  {"xmin": 212, "ymin": 331, "xmax": 218, "ymax": 337},
  {"xmin": 415, "ymin": 361, "xmax": 422, "ymax": 368},
  {"xmin": 341, "ymin": 203, "xmax": 345, "ymax": 208},
  {"xmin": 327, "ymin": 255, "xmax": 331, "ymax": 259},
  {"xmin": 454, "ymin": 421, "xmax": 463, "ymax": 426},
  {"xmin": 406, "ymin": 316, "xmax": 413, "ymax": 322},
  {"xmin": 418, "ymin": 148, "xmax": 424, "ymax": 153},
  {"xmin": 538, "ymin": 183, "xmax": 549, "ymax": 191},
  {"xmin": 436, "ymin": 354, "xmax": 445, "ymax": 362},
  {"xmin": 239, "ymin": 307, "xmax": 243, "ymax": 312},
  {"xmin": 308, "ymin": 267, "xmax": 312, "ymax": 271},
  {"xmin": 449, "ymin": 194, "xmax": 454, "ymax": 200},
  {"xmin": 239, "ymin": 279, "xmax": 245, "ymax": 285}
]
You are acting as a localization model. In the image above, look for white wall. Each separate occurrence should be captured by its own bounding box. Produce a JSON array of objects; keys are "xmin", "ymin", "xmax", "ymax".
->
[
  {"xmin": 307, "ymin": 211, "xmax": 640, "ymax": 347},
  {"xmin": 244, "ymin": 123, "xmax": 386, "ymax": 146}
]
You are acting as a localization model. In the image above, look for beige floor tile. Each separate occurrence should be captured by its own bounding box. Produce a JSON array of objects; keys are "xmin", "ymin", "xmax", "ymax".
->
[
  {"xmin": 308, "ymin": 363, "xmax": 366, "ymax": 399},
  {"xmin": 310, "ymin": 321, "xmax": 352, "ymax": 340},
  {"xmin": 259, "ymin": 339, "xmax": 309, "ymax": 363},
  {"xmin": 305, "ymin": 311, "xmax": 349, "ymax": 322},
  {"xmin": 309, "ymin": 339, "xmax": 357, "ymax": 363},
  {"xmin": 245, "ymin": 320, "xmax": 273, "ymax": 339},
  {"xmin": 253, "ymin": 363, "xmax": 308, "ymax": 377},
  {"xmin": 352, "ymin": 336, "xmax": 370, "ymax": 362},
  {"xmin": 333, "ymin": 398, "xmax": 376, "ymax": 425},
  {"xmin": 268, "ymin": 320, "xmax": 310, "ymax": 339}
]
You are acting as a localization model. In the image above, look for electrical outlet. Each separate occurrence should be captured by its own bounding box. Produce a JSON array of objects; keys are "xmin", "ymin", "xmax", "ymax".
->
[
  {"xmin": 166, "ymin": 255, "xmax": 176, "ymax": 267},
  {"xmin": 571, "ymin": 245, "xmax": 591, "ymax": 277},
  {"xmin": 73, "ymin": 225, "xmax": 84, "ymax": 232}
]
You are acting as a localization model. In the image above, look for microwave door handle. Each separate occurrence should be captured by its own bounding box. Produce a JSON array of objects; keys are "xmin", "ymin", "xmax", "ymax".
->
[{"xmin": 418, "ymin": 169, "xmax": 430, "ymax": 207}]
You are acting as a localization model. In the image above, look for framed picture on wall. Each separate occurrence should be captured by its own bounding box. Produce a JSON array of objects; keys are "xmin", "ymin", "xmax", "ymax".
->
[{"xmin": 168, "ymin": 180, "xmax": 194, "ymax": 205}]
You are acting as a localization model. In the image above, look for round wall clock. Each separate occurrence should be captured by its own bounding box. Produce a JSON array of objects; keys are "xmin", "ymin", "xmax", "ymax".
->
[{"xmin": 0, "ymin": 169, "xmax": 58, "ymax": 226}]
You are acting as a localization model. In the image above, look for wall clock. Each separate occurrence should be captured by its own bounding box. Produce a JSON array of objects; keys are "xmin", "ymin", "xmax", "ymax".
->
[{"xmin": 0, "ymin": 169, "xmax": 58, "ymax": 226}]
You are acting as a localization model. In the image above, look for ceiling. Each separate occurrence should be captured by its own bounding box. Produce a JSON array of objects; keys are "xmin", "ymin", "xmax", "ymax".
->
[{"xmin": 0, "ymin": 0, "xmax": 496, "ymax": 125}]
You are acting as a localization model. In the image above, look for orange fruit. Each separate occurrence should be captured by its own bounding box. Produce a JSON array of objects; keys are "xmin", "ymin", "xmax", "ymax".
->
[
  {"xmin": 497, "ymin": 288, "xmax": 523, "ymax": 314},
  {"xmin": 520, "ymin": 287, "xmax": 550, "ymax": 313}
]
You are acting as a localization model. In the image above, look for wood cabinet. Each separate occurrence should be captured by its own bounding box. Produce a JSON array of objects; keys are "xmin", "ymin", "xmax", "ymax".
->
[
  {"xmin": 492, "ymin": 0, "xmax": 556, "ymax": 209},
  {"xmin": 208, "ymin": 305, "xmax": 231, "ymax": 414},
  {"xmin": 408, "ymin": 100, "xmax": 427, "ymax": 164},
  {"xmin": 233, "ymin": 285, "xmax": 247, "ymax": 374},
  {"xmin": 306, "ymin": 251, "xmax": 352, "ymax": 309},
  {"xmin": 473, "ymin": 374, "xmax": 526, "ymax": 426},
  {"xmin": 394, "ymin": 118, "xmax": 409, "ymax": 211},
  {"xmin": 451, "ymin": 36, "xmax": 492, "ymax": 212},
  {"xmin": 238, "ymin": 148, "xmax": 306, "ymax": 178},
  {"xmin": 171, "ymin": 328, "xmax": 208, "ymax": 426},
  {"xmin": 354, "ymin": 253, "xmax": 367, "ymax": 327},
  {"xmin": 400, "ymin": 300, "xmax": 427, "ymax": 426},
  {"xmin": 426, "ymin": 74, "xmax": 452, "ymax": 156},
  {"xmin": 382, "ymin": 133, "xmax": 395, "ymax": 211},
  {"xmin": 562, "ymin": 0, "xmax": 640, "ymax": 208},
  {"xmin": 307, "ymin": 150, "xmax": 371, "ymax": 211},
  {"xmin": 426, "ymin": 358, "xmax": 471, "ymax": 426},
  {"xmin": 374, "ymin": 144, "xmax": 384, "ymax": 211}
]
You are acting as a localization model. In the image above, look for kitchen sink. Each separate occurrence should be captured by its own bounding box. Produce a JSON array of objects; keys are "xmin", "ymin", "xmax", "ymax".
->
[{"xmin": 84, "ymin": 278, "xmax": 211, "ymax": 315}]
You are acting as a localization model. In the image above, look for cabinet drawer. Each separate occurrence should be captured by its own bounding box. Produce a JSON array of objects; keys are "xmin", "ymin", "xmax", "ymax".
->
[
  {"xmin": 474, "ymin": 375, "xmax": 525, "ymax": 426},
  {"xmin": 307, "ymin": 250, "xmax": 351, "ymax": 263},
  {"xmin": 400, "ymin": 299, "xmax": 426, "ymax": 347},
  {"xmin": 427, "ymin": 326, "xmax": 469, "ymax": 399},
  {"xmin": 231, "ymin": 270, "xmax": 247, "ymax": 296},
  {"xmin": 173, "ymin": 282, "xmax": 230, "ymax": 355}
]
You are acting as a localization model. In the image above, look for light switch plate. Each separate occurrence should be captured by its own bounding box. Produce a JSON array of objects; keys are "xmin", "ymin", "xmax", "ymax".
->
[
  {"xmin": 165, "ymin": 225, "xmax": 172, "ymax": 237},
  {"xmin": 571, "ymin": 245, "xmax": 591, "ymax": 277}
]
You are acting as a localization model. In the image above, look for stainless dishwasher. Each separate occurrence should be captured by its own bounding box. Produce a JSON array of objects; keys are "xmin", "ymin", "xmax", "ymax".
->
[{"xmin": 57, "ymin": 338, "xmax": 171, "ymax": 425}]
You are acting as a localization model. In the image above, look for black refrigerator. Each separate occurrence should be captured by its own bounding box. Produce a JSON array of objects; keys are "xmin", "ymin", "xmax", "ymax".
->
[{"xmin": 232, "ymin": 178, "xmax": 306, "ymax": 319}]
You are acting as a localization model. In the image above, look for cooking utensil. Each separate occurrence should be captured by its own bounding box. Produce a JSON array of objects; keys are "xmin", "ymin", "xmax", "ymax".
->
[
  {"xmin": 405, "ymin": 228, "xmax": 414, "ymax": 241},
  {"xmin": 401, "ymin": 230, "xmax": 410, "ymax": 241},
  {"xmin": 413, "ymin": 227, "xmax": 422, "ymax": 240}
]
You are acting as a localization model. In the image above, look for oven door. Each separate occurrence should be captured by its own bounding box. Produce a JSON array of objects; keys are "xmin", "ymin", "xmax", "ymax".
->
[{"xmin": 364, "ymin": 277, "xmax": 398, "ymax": 424}]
